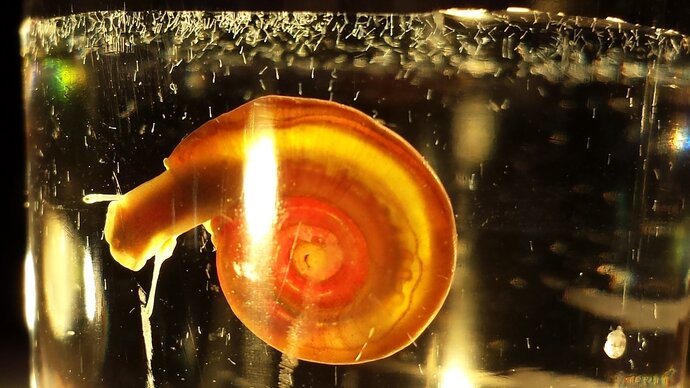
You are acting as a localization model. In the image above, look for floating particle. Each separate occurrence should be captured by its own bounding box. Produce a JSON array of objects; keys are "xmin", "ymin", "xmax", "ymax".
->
[{"xmin": 604, "ymin": 326, "xmax": 626, "ymax": 359}]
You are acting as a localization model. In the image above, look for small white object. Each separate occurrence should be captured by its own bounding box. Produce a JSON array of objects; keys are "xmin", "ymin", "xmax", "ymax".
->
[{"xmin": 604, "ymin": 326, "xmax": 627, "ymax": 359}]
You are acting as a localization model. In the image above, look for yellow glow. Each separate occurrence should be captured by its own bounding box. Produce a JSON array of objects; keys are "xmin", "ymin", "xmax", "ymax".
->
[
  {"xmin": 42, "ymin": 212, "xmax": 79, "ymax": 338},
  {"xmin": 452, "ymin": 98, "xmax": 496, "ymax": 164},
  {"xmin": 440, "ymin": 101, "xmax": 480, "ymax": 382},
  {"xmin": 605, "ymin": 16, "xmax": 626, "ymax": 23},
  {"xmin": 243, "ymin": 133, "xmax": 278, "ymax": 242},
  {"xmin": 443, "ymin": 9, "xmax": 488, "ymax": 19},
  {"xmin": 83, "ymin": 248, "xmax": 96, "ymax": 321},
  {"xmin": 441, "ymin": 367, "xmax": 474, "ymax": 388},
  {"xmin": 24, "ymin": 252, "xmax": 36, "ymax": 332},
  {"xmin": 241, "ymin": 110, "xmax": 278, "ymax": 282},
  {"xmin": 506, "ymin": 7, "xmax": 532, "ymax": 13},
  {"xmin": 29, "ymin": 372, "xmax": 37, "ymax": 388},
  {"xmin": 670, "ymin": 127, "xmax": 689, "ymax": 152}
]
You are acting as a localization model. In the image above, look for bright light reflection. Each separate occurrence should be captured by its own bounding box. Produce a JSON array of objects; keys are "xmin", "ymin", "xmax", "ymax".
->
[
  {"xmin": 443, "ymin": 9, "xmax": 488, "ymax": 19},
  {"xmin": 24, "ymin": 252, "xmax": 36, "ymax": 332},
  {"xmin": 605, "ymin": 16, "xmax": 626, "ymax": 23},
  {"xmin": 30, "ymin": 373, "xmax": 37, "ymax": 388},
  {"xmin": 441, "ymin": 367, "xmax": 474, "ymax": 388},
  {"xmin": 42, "ymin": 213, "xmax": 78, "ymax": 338},
  {"xmin": 671, "ymin": 127, "xmax": 689, "ymax": 152},
  {"xmin": 241, "ymin": 115, "xmax": 278, "ymax": 282},
  {"xmin": 243, "ymin": 132, "xmax": 278, "ymax": 241},
  {"xmin": 506, "ymin": 7, "xmax": 532, "ymax": 13},
  {"xmin": 83, "ymin": 248, "xmax": 96, "ymax": 321}
]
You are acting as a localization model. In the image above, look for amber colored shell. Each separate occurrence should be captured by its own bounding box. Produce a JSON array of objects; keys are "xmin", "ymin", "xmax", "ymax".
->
[{"xmin": 102, "ymin": 96, "xmax": 456, "ymax": 364}]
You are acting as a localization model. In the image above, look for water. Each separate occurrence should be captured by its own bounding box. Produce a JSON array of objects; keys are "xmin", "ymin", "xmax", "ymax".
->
[{"xmin": 22, "ymin": 9, "xmax": 690, "ymax": 387}]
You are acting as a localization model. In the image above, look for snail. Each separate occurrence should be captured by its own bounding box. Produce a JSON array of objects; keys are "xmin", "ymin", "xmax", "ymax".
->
[{"xmin": 92, "ymin": 95, "xmax": 456, "ymax": 364}]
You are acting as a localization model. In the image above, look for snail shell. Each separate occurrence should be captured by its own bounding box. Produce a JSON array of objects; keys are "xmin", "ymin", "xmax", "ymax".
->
[{"xmin": 103, "ymin": 95, "xmax": 456, "ymax": 364}]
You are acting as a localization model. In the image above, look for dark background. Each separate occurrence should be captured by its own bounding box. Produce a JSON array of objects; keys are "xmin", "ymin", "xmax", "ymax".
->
[{"xmin": 5, "ymin": 1, "xmax": 689, "ymax": 387}]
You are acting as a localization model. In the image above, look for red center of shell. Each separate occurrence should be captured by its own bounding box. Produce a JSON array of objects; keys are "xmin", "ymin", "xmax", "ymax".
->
[
  {"xmin": 213, "ymin": 196, "xmax": 369, "ymax": 312},
  {"xmin": 273, "ymin": 197, "xmax": 369, "ymax": 309}
]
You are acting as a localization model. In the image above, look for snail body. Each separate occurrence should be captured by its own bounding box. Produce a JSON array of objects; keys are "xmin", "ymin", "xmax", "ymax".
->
[{"xmin": 102, "ymin": 95, "xmax": 456, "ymax": 364}]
